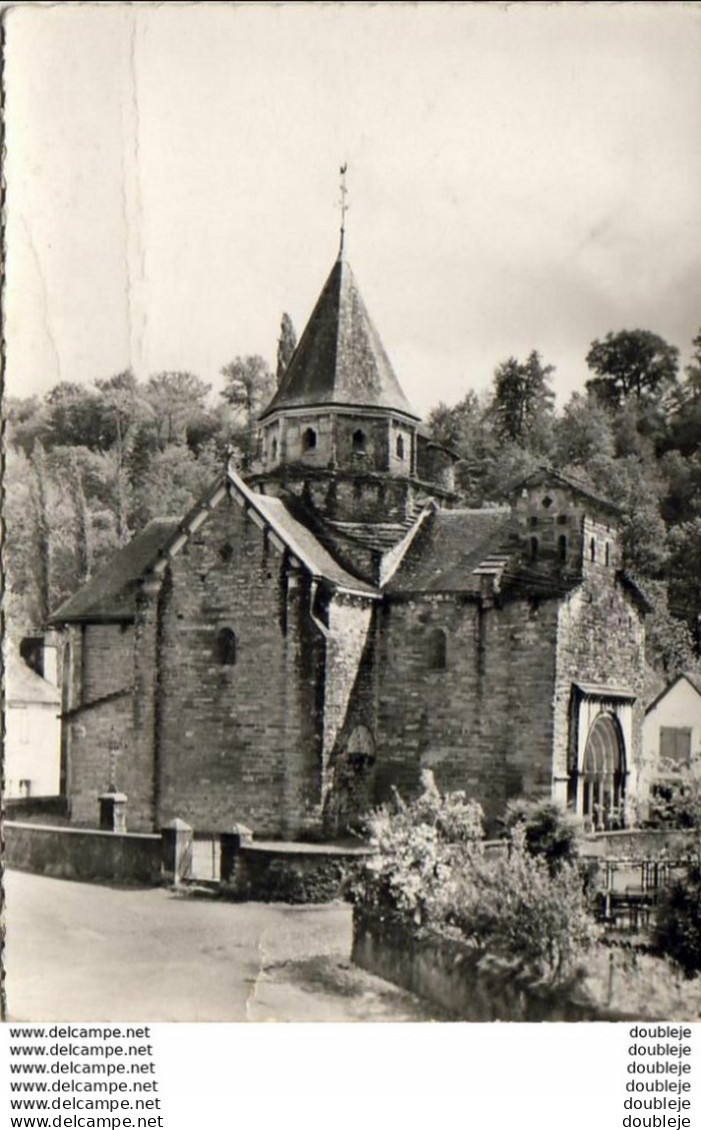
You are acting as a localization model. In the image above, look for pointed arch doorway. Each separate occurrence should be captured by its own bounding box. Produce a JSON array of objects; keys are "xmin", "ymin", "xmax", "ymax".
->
[{"xmin": 579, "ymin": 713, "xmax": 625, "ymax": 830}]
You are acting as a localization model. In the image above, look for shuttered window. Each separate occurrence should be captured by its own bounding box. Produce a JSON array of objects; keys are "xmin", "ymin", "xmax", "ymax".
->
[{"xmin": 659, "ymin": 727, "xmax": 692, "ymax": 767}]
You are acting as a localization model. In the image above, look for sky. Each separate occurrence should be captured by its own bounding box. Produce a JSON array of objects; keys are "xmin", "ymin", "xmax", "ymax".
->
[{"xmin": 5, "ymin": 3, "xmax": 701, "ymax": 417}]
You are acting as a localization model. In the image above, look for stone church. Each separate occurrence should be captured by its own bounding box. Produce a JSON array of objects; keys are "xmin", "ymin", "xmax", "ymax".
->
[{"xmin": 52, "ymin": 247, "xmax": 650, "ymax": 839}]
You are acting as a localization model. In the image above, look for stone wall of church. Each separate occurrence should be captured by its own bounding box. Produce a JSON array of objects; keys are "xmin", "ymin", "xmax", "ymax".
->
[
  {"xmin": 373, "ymin": 595, "xmax": 560, "ymax": 830},
  {"xmin": 553, "ymin": 578, "xmax": 646, "ymax": 802},
  {"xmin": 154, "ymin": 495, "xmax": 325, "ymax": 838},
  {"xmin": 66, "ymin": 623, "xmax": 138, "ymax": 828}
]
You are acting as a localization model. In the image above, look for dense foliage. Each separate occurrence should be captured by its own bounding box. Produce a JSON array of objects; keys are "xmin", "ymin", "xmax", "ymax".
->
[
  {"xmin": 653, "ymin": 860, "xmax": 701, "ymax": 978},
  {"xmin": 502, "ymin": 798, "xmax": 582, "ymax": 874},
  {"xmin": 354, "ymin": 777, "xmax": 597, "ymax": 987}
]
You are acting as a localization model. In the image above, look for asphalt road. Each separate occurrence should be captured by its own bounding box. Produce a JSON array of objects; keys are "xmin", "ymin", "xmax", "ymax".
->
[{"xmin": 3, "ymin": 870, "xmax": 438, "ymax": 1023}]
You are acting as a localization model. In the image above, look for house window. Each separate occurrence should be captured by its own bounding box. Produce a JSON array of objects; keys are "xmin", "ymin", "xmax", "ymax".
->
[
  {"xmin": 216, "ymin": 627, "xmax": 237, "ymax": 666},
  {"xmin": 396, "ymin": 434, "xmax": 405, "ymax": 460},
  {"xmin": 660, "ymin": 727, "xmax": 692, "ymax": 768},
  {"xmin": 558, "ymin": 534, "xmax": 567, "ymax": 563},
  {"xmin": 426, "ymin": 628, "xmax": 447, "ymax": 670},
  {"xmin": 353, "ymin": 429, "xmax": 366, "ymax": 453},
  {"xmin": 303, "ymin": 427, "xmax": 317, "ymax": 451}
]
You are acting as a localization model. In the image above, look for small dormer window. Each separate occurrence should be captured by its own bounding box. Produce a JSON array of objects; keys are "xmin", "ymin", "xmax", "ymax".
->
[
  {"xmin": 303, "ymin": 427, "xmax": 317, "ymax": 451},
  {"xmin": 353, "ymin": 429, "xmax": 366, "ymax": 453},
  {"xmin": 396, "ymin": 435, "xmax": 405, "ymax": 460}
]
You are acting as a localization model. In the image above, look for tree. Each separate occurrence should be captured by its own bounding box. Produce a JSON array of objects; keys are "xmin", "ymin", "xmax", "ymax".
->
[
  {"xmin": 276, "ymin": 313, "xmax": 297, "ymax": 386},
  {"xmin": 555, "ymin": 392, "xmax": 615, "ymax": 466},
  {"xmin": 585, "ymin": 330, "xmax": 679, "ymax": 407},
  {"xmin": 490, "ymin": 351, "xmax": 555, "ymax": 448},
  {"xmin": 146, "ymin": 371, "xmax": 211, "ymax": 450},
  {"xmin": 30, "ymin": 443, "xmax": 52, "ymax": 622},
  {"xmin": 220, "ymin": 354, "xmax": 275, "ymax": 464}
]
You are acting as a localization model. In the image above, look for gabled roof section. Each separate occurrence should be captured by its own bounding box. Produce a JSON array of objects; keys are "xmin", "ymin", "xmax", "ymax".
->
[
  {"xmin": 6, "ymin": 652, "xmax": 60, "ymax": 705},
  {"xmin": 260, "ymin": 254, "xmax": 419, "ymax": 421},
  {"xmin": 511, "ymin": 465, "xmax": 622, "ymax": 516},
  {"xmin": 386, "ymin": 508, "xmax": 512, "ymax": 594},
  {"xmin": 222, "ymin": 469, "xmax": 377, "ymax": 597},
  {"xmin": 51, "ymin": 518, "xmax": 181, "ymax": 623},
  {"xmin": 646, "ymin": 670, "xmax": 701, "ymax": 714}
]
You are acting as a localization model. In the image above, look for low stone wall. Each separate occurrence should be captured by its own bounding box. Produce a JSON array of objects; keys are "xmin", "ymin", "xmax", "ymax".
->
[
  {"xmin": 5, "ymin": 821, "xmax": 162, "ymax": 886},
  {"xmin": 583, "ymin": 829, "xmax": 694, "ymax": 859},
  {"xmin": 220, "ymin": 834, "xmax": 373, "ymax": 903},
  {"xmin": 4, "ymin": 796, "xmax": 69, "ymax": 822},
  {"xmin": 352, "ymin": 911, "xmax": 622, "ymax": 1022}
]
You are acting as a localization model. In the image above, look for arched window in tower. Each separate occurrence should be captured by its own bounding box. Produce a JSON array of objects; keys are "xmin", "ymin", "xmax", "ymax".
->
[
  {"xmin": 590, "ymin": 537, "xmax": 597, "ymax": 563},
  {"xmin": 605, "ymin": 542, "xmax": 611, "ymax": 567},
  {"xmin": 529, "ymin": 536, "xmax": 539, "ymax": 561},
  {"xmin": 353, "ymin": 428, "xmax": 366, "ymax": 453},
  {"xmin": 558, "ymin": 534, "xmax": 567, "ymax": 563},
  {"xmin": 396, "ymin": 434, "xmax": 405, "ymax": 460},
  {"xmin": 426, "ymin": 628, "xmax": 447, "ymax": 670},
  {"xmin": 303, "ymin": 427, "xmax": 317, "ymax": 451},
  {"xmin": 271, "ymin": 437, "xmax": 278, "ymax": 462},
  {"xmin": 216, "ymin": 627, "xmax": 237, "ymax": 666}
]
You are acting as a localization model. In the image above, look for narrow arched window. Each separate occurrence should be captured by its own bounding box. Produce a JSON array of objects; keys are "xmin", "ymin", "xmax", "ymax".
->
[
  {"xmin": 426, "ymin": 628, "xmax": 447, "ymax": 670},
  {"xmin": 353, "ymin": 429, "xmax": 366, "ymax": 453},
  {"xmin": 271, "ymin": 437, "xmax": 278, "ymax": 461},
  {"xmin": 529, "ymin": 536, "xmax": 539, "ymax": 561},
  {"xmin": 303, "ymin": 427, "xmax": 317, "ymax": 451},
  {"xmin": 396, "ymin": 435, "xmax": 405, "ymax": 460},
  {"xmin": 216, "ymin": 627, "xmax": 237, "ymax": 666},
  {"xmin": 558, "ymin": 534, "xmax": 567, "ymax": 563},
  {"xmin": 590, "ymin": 537, "xmax": 596, "ymax": 563},
  {"xmin": 605, "ymin": 542, "xmax": 611, "ymax": 567}
]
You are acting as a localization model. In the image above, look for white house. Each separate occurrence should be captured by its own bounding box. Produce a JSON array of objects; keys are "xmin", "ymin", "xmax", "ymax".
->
[
  {"xmin": 643, "ymin": 672, "xmax": 701, "ymax": 780},
  {"xmin": 5, "ymin": 645, "xmax": 61, "ymax": 798}
]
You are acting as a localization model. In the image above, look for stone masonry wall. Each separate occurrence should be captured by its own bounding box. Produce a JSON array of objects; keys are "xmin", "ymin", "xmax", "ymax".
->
[
  {"xmin": 554, "ymin": 577, "xmax": 646, "ymax": 804},
  {"xmin": 374, "ymin": 594, "xmax": 559, "ymax": 829},
  {"xmin": 155, "ymin": 494, "xmax": 326, "ymax": 838}
]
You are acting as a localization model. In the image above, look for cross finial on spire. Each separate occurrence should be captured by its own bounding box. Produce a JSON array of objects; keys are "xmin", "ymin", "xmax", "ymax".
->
[{"xmin": 339, "ymin": 163, "xmax": 349, "ymax": 255}]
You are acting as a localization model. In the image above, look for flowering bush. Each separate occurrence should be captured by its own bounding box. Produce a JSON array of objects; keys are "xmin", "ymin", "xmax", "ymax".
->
[{"xmin": 353, "ymin": 777, "xmax": 598, "ymax": 987}]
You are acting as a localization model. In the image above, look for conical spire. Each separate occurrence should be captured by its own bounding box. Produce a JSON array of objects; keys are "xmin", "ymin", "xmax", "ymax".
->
[{"xmin": 260, "ymin": 256, "xmax": 418, "ymax": 421}]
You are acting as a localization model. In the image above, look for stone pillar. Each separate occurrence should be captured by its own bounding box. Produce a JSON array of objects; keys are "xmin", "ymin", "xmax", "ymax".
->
[
  {"xmin": 99, "ymin": 792, "xmax": 128, "ymax": 833},
  {"xmin": 161, "ymin": 818, "xmax": 193, "ymax": 886},
  {"xmin": 219, "ymin": 823, "xmax": 253, "ymax": 891}
]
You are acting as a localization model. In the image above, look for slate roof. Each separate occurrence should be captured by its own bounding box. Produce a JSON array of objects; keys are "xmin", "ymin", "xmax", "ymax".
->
[
  {"xmin": 6, "ymin": 652, "xmax": 60, "ymax": 705},
  {"xmin": 248, "ymin": 492, "xmax": 377, "ymax": 596},
  {"xmin": 51, "ymin": 518, "xmax": 180, "ymax": 623},
  {"xmin": 386, "ymin": 508, "xmax": 512, "ymax": 594},
  {"xmin": 260, "ymin": 254, "xmax": 419, "ymax": 421}
]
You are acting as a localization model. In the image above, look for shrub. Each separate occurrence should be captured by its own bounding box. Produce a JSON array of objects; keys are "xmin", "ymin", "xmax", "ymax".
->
[
  {"xmin": 353, "ymin": 778, "xmax": 598, "ymax": 987},
  {"xmin": 652, "ymin": 860, "xmax": 701, "ymax": 977},
  {"xmin": 502, "ymin": 798, "xmax": 582, "ymax": 873},
  {"xmin": 646, "ymin": 758, "xmax": 701, "ymax": 830}
]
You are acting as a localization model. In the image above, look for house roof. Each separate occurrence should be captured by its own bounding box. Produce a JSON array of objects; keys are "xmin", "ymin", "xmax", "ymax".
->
[
  {"xmin": 6, "ymin": 653, "xmax": 60, "ymax": 705},
  {"xmin": 646, "ymin": 670, "xmax": 701, "ymax": 714},
  {"xmin": 386, "ymin": 508, "xmax": 512, "ymax": 594},
  {"xmin": 50, "ymin": 518, "xmax": 180, "ymax": 623},
  {"xmin": 260, "ymin": 254, "xmax": 419, "ymax": 421}
]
